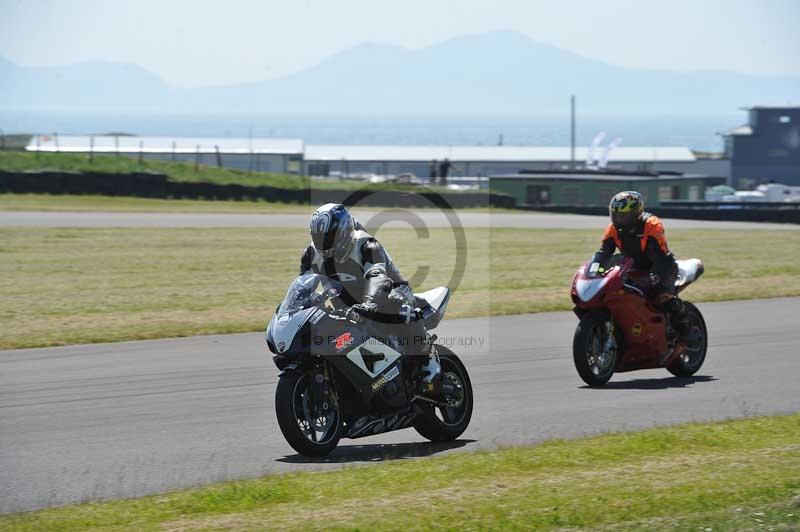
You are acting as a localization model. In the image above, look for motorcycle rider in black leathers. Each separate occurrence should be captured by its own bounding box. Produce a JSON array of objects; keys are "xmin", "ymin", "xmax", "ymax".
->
[{"xmin": 300, "ymin": 203, "xmax": 441, "ymax": 385}]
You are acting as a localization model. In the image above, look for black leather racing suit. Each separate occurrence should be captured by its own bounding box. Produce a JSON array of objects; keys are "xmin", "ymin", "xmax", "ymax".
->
[{"xmin": 299, "ymin": 224, "xmax": 431, "ymax": 356}]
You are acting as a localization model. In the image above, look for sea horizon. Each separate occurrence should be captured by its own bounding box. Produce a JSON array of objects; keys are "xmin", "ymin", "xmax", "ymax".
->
[{"xmin": 0, "ymin": 110, "xmax": 743, "ymax": 153}]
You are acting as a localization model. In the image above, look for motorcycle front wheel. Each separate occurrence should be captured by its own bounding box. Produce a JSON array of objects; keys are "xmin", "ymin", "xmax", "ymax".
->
[
  {"xmin": 413, "ymin": 347, "xmax": 473, "ymax": 442},
  {"xmin": 573, "ymin": 313, "xmax": 619, "ymax": 386},
  {"xmin": 275, "ymin": 370, "xmax": 343, "ymax": 457}
]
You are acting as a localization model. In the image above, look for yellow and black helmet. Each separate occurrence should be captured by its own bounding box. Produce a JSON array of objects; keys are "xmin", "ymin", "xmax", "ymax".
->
[{"xmin": 609, "ymin": 191, "xmax": 644, "ymax": 229}]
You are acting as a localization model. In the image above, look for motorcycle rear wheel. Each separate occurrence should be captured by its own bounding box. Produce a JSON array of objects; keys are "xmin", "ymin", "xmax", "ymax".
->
[
  {"xmin": 573, "ymin": 313, "xmax": 619, "ymax": 386},
  {"xmin": 413, "ymin": 348, "xmax": 473, "ymax": 442},
  {"xmin": 275, "ymin": 370, "xmax": 343, "ymax": 457},
  {"xmin": 667, "ymin": 302, "xmax": 708, "ymax": 377}
]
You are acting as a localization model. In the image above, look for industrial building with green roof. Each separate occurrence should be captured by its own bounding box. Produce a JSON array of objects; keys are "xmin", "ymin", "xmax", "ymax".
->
[{"xmin": 489, "ymin": 170, "xmax": 724, "ymax": 208}]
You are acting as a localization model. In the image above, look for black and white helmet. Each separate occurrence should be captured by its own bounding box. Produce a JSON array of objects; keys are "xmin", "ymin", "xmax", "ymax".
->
[{"xmin": 309, "ymin": 203, "xmax": 355, "ymax": 263}]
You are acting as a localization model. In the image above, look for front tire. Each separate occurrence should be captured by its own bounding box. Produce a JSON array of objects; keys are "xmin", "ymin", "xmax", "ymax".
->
[
  {"xmin": 275, "ymin": 370, "xmax": 343, "ymax": 457},
  {"xmin": 667, "ymin": 302, "xmax": 708, "ymax": 377},
  {"xmin": 413, "ymin": 348, "xmax": 473, "ymax": 442},
  {"xmin": 573, "ymin": 312, "xmax": 619, "ymax": 386}
]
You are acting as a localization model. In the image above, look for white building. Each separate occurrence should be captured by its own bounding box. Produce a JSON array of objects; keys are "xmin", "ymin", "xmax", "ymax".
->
[
  {"xmin": 26, "ymin": 136, "xmax": 730, "ymax": 182},
  {"xmin": 26, "ymin": 135, "xmax": 304, "ymax": 174}
]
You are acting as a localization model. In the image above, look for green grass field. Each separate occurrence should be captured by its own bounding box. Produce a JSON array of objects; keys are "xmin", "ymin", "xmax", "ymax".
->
[
  {"xmin": 0, "ymin": 193, "xmax": 327, "ymax": 213},
  {"xmin": 0, "ymin": 151, "xmax": 449, "ymax": 192},
  {"xmin": 2, "ymin": 414, "xmax": 798, "ymax": 531},
  {"xmin": 0, "ymin": 193, "xmax": 512, "ymax": 214},
  {"xmin": 2, "ymin": 226, "xmax": 799, "ymax": 350}
]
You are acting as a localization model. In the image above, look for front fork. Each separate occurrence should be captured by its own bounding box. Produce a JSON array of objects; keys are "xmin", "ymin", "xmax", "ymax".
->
[
  {"xmin": 308, "ymin": 362, "xmax": 338, "ymax": 416},
  {"xmin": 601, "ymin": 320, "xmax": 618, "ymax": 364}
]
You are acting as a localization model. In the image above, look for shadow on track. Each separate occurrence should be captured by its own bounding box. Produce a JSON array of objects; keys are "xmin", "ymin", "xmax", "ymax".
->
[
  {"xmin": 277, "ymin": 439, "xmax": 476, "ymax": 464},
  {"xmin": 581, "ymin": 375, "xmax": 717, "ymax": 390}
]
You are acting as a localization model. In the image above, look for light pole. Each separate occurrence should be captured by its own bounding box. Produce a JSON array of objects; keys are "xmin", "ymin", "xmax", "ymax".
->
[{"xmin": 570, "ymin": 95, "xmax": 576, "ymax": 170}]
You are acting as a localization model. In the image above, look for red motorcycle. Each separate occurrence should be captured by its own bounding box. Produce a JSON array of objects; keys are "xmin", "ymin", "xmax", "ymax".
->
[{"xmin": 570, "ymin": 255, "xmax": 708, "ymax": 386}]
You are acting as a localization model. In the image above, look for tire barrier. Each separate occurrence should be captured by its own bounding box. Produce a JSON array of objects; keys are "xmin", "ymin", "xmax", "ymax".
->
[
  {"xmin": 524, "ymin": 204, "xmax": 800, "ymax": 224},
  {"xmin": 0, "ymin": 170, "xmax": 516, "ymax": 209}
]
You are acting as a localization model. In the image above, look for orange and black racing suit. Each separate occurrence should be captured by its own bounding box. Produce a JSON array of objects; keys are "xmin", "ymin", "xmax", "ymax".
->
[{"xmin": 592, "ymin": 212, "xmax": 689, "ymax": 339}]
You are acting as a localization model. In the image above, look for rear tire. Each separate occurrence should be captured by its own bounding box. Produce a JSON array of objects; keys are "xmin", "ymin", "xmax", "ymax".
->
[
  {"xmin": 413, "ymin": 348, "xmax": 473, "ymax": 442},
  {"xmin": 275, "ymin": 370, "xmax": 342, "ymax": 457},
  {"xmin": 667, "ymin": 302, "xmax": 708, "ymax": 377},
  {"xmin": 573, "ymin": 313, "xmax": 619, "ymax": 386}
]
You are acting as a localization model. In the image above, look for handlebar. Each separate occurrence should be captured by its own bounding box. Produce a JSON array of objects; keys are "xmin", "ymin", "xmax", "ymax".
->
[
  {"xmin": 326, "ymin": 307, "xmax": 350, "ymax": 318},
  {"xmin": 329, "ymin": 305, "xmax": 423, "ymax": 324}
]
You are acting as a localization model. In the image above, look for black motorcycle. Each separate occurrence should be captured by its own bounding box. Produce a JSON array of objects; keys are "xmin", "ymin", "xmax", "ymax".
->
[{"xmin": 266, "ymin": 273, "xmax": 473, "ymax": 456}]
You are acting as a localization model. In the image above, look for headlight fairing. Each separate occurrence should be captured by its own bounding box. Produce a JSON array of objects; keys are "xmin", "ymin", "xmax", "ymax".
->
[
  {"xmin": 267, "ymin": 307, "xmax": 316, "ymax": 355},
  {"xmin": 575, "ymin": 276, "xmax": 610, "ymax": 303}
]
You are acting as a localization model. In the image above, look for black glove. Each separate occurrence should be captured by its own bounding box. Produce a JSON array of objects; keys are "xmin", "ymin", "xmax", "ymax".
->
[
  {"xmin": 654, "ymin": 292, "xmax": 674, "ymax": 306},
  {"xmin": 385, "ymin": 290, "xmax": 406, "ymax": 313},
  {"xmin": 346, "ymin": 302, "xmax": 378, "ymax": 323}
]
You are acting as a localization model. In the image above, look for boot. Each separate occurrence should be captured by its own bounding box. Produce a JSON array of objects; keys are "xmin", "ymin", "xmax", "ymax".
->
[
  {"xmin": 417, "ymin": 333, "xmax": 442, "ymax": 396},
  {"xmin": 666, "ymin": 297, "xmax": 690, "ymax": 361},
  {"xmin": 417, "ymin": 331, "xmax": 442, "ymax": 384},
  {"xmin": 669, "ymin": 298, "xmax": 690, "ymax": 343},
  {"xmin": 420, "ymin": 348, "xmax": 441, "ymax": 384}
]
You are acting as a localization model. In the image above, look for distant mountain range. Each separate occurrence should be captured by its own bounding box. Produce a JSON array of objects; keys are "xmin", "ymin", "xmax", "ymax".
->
[{"xmin": 2, "ymin": 31, "xmax": 798, "ymax": 115}]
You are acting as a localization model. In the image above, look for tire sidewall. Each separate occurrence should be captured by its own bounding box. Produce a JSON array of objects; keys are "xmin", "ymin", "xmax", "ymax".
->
[
  {"xmin": 573, "ymin": 312, "xmax": 617, "ymax": 386},
  {"xmin": 668, "ymin": 302, "xmax": 708, "ymax": 377},
  {"xmin": 413, "ymin": 347, "xmax": 473, "ymax": 441},
  {"xmin": 275, "ymin": 370, "xmax": 342, "ymax": 457}
]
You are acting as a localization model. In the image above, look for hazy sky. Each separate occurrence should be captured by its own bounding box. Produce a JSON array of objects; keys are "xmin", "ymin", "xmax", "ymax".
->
[{"xmin": 1, "ymin": 0, "xmax": 798, "ymax": 87}]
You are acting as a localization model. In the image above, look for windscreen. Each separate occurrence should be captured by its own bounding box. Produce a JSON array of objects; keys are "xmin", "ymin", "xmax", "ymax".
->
[
  {"xmin": 587, "ymin": 253, "xmax": 628, "ymax": 278},
  {"xmin": 277, "ymin": 273, "xmax": 341, "ymax": 315},
  {"xmin": 576, "ymin": 254, "xmax": 626, "ymax": 302}
]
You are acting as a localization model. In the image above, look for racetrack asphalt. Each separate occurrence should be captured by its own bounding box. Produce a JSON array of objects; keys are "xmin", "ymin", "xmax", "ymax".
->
[
  {"xmin": 1, "ymin": 297, "xmax": 799, "ymax": 514},
  {"xmin": 1, "ymin": 210, "xmax": 799, "ymax": 229}
]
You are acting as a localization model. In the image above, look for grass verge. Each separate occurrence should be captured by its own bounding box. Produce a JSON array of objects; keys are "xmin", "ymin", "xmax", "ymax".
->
[
  {"xmin": 0, "ymin": 151, "xmax": 450, "ymax": 192},
  {"xmin": 1, "ymin": 227, "xmax": 799, "ymax": 350},
  {"xmin": 1, "ymin": 414, "xmax": 798, "ymax": 531},
  {"xmin": 0, "ymin": 193, "xmax": 512, "ymax": 214},
  {"xmin": 0, "ymin": 193, "xmax": 322, "ymax": 214}
]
